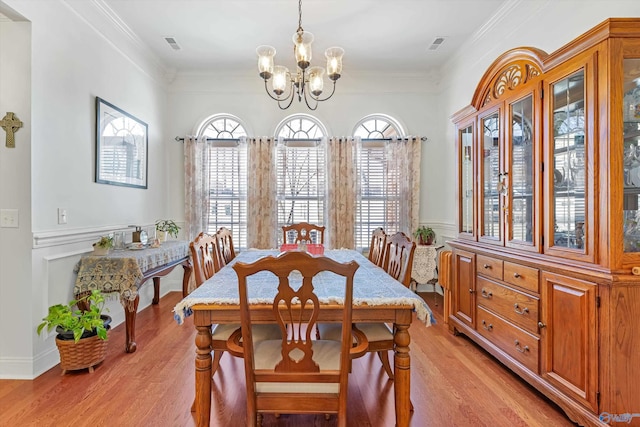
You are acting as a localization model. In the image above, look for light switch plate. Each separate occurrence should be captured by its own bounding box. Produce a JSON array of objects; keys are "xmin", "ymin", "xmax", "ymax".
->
[
  {"xmin": 58, "ymin": 208, "xmax": 68, "ymax": 224},
  {"xmin": 0, "ymin": 209, "xmax": 19, "ymax": 228}
]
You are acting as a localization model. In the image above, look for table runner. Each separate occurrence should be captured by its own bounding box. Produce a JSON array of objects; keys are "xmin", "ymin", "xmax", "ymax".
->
[
  {"xmin": 173, "ymin": 249, "xmax": 435, "ymax": 326},
  {"xmin": 74, "ymin": 240, "xmax": 189, "ymax": 305}
]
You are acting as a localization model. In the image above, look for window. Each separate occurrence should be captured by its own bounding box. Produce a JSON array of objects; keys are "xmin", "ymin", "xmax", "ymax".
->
[
  {"xmin": 198, "ymin": 114, "xmax": 248, "ymax": 249},
  {"xmin": 274, "ymin": 115, "xmax": 327, "ymax": 242},
  {"xmin": 353, "ymin": 114, "xmax": 405, "ymax": 250}
]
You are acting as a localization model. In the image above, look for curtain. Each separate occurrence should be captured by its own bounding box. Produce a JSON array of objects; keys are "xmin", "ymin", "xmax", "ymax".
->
[
  {"xmin": 246, "ymin": 137, "xmax": 277, "ymax": 248},
  {"xmin": 386, "ymin": 136, "xmax": 421, "ymax": 235},
  {"xmin": 326, "ymin": 137, "xmax": 356, "ymax": 249},
  {"xmin": 184, "ymin": 135, "xmax": 210, "ymax": 241}
]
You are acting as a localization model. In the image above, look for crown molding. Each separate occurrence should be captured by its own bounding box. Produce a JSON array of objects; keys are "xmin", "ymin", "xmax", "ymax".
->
[{"xmin": 63, "ymin": 0, "xmax": 171, "ymax": 86}]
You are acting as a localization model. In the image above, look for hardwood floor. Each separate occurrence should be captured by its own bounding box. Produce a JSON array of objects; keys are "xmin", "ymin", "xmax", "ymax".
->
[{"xmin": 0, "ymin": 291, "xmax": 577, "ymax": 426}]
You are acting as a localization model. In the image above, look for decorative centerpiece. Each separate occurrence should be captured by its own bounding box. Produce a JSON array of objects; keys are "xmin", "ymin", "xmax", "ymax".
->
[
  {"xmin": 37, "ymin": 289, "xmax": 111, "ymax": 374},
  {"xmin": 413, "ymin": 226, "xmax": 436, "ymax": 245},
  {"xmin": 155, "ymin": 219, "xmax": 180, "ymax": 243},
  {"xmin": 92, "ymin": 235, "xmax": 113, "ymax": 255}
]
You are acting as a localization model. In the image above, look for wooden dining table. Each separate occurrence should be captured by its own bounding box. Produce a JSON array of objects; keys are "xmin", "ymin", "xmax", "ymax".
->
[{"xmin": 173, "ymin": 249, "xmax": 434, "ymax": 427}]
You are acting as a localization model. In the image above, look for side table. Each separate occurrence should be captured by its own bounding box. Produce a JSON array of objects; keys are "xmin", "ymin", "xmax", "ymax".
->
[
  {"xmin": 410, "ymin": 245, "xmax": 439, "ymax": 292},
  {"xmin": 74, "ymin": 240, "xmax": 192, "ymax": 353}
]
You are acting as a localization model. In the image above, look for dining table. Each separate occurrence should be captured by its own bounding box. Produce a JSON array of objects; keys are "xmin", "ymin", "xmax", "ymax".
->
[{"xmin": 173, "ymin": 248, "xmax": 434, "ymax": 427}]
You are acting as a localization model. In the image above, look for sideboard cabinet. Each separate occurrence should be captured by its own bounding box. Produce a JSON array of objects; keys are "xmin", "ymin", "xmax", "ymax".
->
[{"xmin": 449, "ymin": 19, "xmax": 640, "ymax": 427}]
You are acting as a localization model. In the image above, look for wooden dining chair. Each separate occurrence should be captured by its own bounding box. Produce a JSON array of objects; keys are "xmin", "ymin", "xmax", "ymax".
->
[
  {"xmin": 228, "ymin": 251, "xmax": 367, "ymax": 427},
  {"xmin": 281, "ymin": 222, "xmax": 325, "ymax": 245},
  {"xmin": 189, "ymin": 232, "xmax": 217, "ymax": 288},
  {"xmin": 368, "ymin": 227, "xmax": 387, "ymax": 267},
  {"xmin": 189, "ymin": 231, "xmax": 279, "ymax": 379},
  {"xmin": 213, "ymin": 226, "xmax": 236, "ymax": 271},
  {"xmin": 318, "ymin": 231, "xmax": 416, "ymax": 380}
]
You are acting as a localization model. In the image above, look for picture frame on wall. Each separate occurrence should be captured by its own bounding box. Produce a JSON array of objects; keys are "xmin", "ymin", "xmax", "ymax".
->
[{"xmin": 95, "ymin": 96, "xmax": 148, "ymax": 189}]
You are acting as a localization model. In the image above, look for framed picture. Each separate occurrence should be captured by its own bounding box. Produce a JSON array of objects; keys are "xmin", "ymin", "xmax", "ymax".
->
[{"xmin": 95, "ymin": 97, "xmax": 148, "ymax": 189}]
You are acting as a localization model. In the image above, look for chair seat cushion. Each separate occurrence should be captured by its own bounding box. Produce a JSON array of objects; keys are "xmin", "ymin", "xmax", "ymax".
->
[
  {"xmin": 212, "ymin": 323, "xmax": 281, "ymax": 341},
  {"xmin": 318, "ymin": 322, "xmax": 392, "ymax": 342},
  {"xmin": 254, "ymin": 339, "xmax": 341, "ymax": 394}
]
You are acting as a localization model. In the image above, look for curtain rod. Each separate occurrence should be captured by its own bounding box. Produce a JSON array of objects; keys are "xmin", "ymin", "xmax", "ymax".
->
[{"xmin": 174, "ymin": 136, "xmax": 428, "ymax": 142}]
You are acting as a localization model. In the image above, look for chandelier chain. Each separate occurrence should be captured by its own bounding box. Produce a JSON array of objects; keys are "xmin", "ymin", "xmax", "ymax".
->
[{"xmin": 297, "ymin": 0, "xmax": 303, "ymax": 33}]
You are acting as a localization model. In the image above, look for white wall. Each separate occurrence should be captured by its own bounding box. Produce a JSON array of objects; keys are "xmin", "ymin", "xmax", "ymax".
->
[
  {"xmin": 0, "ymin": 17, "xmax": 32, "ymax": 378},
  {"xmin": 0, "ymin": 0, "xmax": 182, "ymax": 378}
]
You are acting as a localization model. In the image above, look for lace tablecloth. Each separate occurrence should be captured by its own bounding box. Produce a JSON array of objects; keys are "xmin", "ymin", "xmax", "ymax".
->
[
  {"xmin": 74, "ymin": 240, "xmax": 189, "ymax": 304},
  {"xmin": 411, "ymin": 245, "xmax": 439, "ymax": 285},
  {"xmin": 173, "ymin": 249, "xmax": 435, "ymax": 326}
]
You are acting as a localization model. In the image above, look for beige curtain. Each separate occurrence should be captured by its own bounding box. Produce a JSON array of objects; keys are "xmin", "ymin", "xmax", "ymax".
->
[
  {"xmin": 184, "ymin": 136, "xmax": 210, "ymax": 241},
  {"xmin": 246, "ymin": 137, "xmax": 277, "ymax": 248},
  {"xmin": 326, "ymin": 137, "xmax": 357, "ymax": 249},
  {"xmin": 386, "ymin": 136, "xmax": 421, "ymax": 235}
]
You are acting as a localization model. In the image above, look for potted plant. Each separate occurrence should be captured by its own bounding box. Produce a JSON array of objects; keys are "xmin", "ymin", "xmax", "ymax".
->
[
  {"xmin": 37, "ymin": 289, "xmax": 111, "ymax": 374},
  {"xmin": 155, "ymin": 219, "xmax": 180, "ymax": 243},
  {"xmin": 92, "ymin": 234, "xmax": 113, "ymax": 255},
  {"xmin": 413, "ymin": 226, "xmax": 436, "ymax": 245}
]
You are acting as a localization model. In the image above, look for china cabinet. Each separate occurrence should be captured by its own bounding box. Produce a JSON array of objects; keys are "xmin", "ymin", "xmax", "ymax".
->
[{"xmin": 449, "ymin": 19, "xmax": 640, "ymax": 427}]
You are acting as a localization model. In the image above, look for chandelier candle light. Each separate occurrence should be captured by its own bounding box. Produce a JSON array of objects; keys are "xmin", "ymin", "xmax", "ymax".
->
[{"xmin": 257, "ymin": 0, "xmax": 344, "ymax": 110}]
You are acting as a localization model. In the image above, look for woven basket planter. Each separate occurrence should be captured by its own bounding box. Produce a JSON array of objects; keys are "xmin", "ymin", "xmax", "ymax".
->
[{"xmin": 55, "ymin": 333, "xmax": 108, "ymax": 375}]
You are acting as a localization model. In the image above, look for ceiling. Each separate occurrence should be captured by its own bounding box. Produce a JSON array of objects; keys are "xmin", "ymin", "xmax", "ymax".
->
[{"xmin": 66, "ymin": 0, "xmax": 507, "ymax": 78}]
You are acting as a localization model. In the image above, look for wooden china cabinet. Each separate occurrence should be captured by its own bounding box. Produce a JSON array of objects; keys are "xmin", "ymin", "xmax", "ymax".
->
[{"xmin": 449, "ymin": 19, "xmax": 640, "ymax": 427}]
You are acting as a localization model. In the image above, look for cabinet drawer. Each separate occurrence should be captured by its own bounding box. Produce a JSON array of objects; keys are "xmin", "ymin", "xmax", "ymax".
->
[
  {"xmin": 476, "ymin": 255, "xmax": 503, "ymax": 280},
  {"xmin": 477, "ymin": 306, "xmax": 539, "ymax": 373},
  {"xmin": 504, "ymin": 261, "xmax": 539, "ymax": 293},
  {"xmin": 476, "ymin": 277, "xmax": 539, "ymax": 334}
]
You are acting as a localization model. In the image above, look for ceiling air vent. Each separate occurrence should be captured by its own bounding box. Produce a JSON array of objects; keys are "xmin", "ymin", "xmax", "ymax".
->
[
  {"xmin": 164, "ymin": 36, "xmax": 181, "ymax": 51},
  {"xmin": 428, "ymin": 37, "xmax": 446, "ymax": 51}
]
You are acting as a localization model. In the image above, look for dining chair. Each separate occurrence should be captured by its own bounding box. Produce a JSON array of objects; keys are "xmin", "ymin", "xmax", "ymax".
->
[
  {"xmin": 189, "ymin": 232, "xmax": 217, "ymax": 288},
  {"xmin": 281, "ymin": 222, "xmax": 325, "ymax": 245},
  {"xmin": 189, "ymin": 231, "xmax": 280, "ymax": 379},
  {"xmin": 368, "ymin": 227, "xmax": 387, "ymax": 267},
  {"xmin": 213, "ymin": 226, "xmax": 236, "ymax": 271},
  {"xmin": 228, "ymin": 251, "xmax": 367, "ymax": 427},
  {"xmin": 318, "ymin": 231, "xmax": 416, "ymax": 380}
]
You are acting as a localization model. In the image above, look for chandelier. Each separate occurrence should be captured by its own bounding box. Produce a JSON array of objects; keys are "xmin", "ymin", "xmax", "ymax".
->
[{"xmin": 256, "ymin": 0, "xmax": 344, "ymax": 110}]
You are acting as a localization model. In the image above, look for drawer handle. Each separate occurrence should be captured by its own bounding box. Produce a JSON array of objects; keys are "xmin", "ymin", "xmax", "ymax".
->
[
  {"xmin": 481, "ymin": 320, "xmax": 493, "ymax": 331},
  {"xmin": 538, "ymin": 321, "xmax": 546, "ymax": 329},
  {"xmin": 483, "ymin": 264, "xmax": 491, "ymax": 269},
  {"xmin": 514, "ymin": 339, "xmax": 530, "ymax": 353},
  {"xmin": 513, "ymin": 272, "xmax": 521, "ymax": 278},
  {"xmin": 514, "ymin": 303, "xmax": 529, "ymax": 315},
  {"xmin": 481, "ymin": 289, "xmax": 493, "ymax": 299}
]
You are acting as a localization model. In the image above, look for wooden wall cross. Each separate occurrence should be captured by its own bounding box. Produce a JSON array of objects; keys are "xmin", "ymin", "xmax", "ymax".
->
[{"xmin": 0, "ymin": 112, "xmax": 23, "ymax": 148}]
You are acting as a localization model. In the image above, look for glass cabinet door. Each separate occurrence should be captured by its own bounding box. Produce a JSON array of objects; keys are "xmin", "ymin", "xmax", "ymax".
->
[
  {"xmin": 550, "ymin": 70, "xmax": 586, "ymax": 253},
  {"xmin": 508, "ymin": 95, "xmax": 535, "ymax": 247},
  {"xmin": 459, "ymin": 124, "xmax": 474, "ymax": 236},
  {"xmin": 623, "ymin": 59, "xmax": 640, "ymax": 253},
  {"xmin": 480, "ymin": 111, "xmax": 501, "ymax": 243}
]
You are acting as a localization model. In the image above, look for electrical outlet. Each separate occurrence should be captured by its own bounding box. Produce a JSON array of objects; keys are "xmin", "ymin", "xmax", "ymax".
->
[
  {"xmin": 58, "ymin": 208, "xmax": 68, "ymax": 224},
  {"xmin": 0, "ymin": 209, "xmax": 19, "ymax": 228}
]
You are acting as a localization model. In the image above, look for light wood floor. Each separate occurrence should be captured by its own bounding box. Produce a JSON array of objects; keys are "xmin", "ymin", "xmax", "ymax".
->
[{"xmin": 0, "ymin": 291, "xmax": 577, "ymax": 426}]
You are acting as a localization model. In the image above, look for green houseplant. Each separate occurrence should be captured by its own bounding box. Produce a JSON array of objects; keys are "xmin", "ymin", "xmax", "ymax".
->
[
  {"xmin": 92, "ymin": 234, "xmax": 113, "ymax": 255},
  {"xmin": 413, "ymin": 226, "xmax": 436, "ymax": 245},
  {"xmin": 37, "ymin": 289, "xmax": 111, "ymax": 374},
  {"xmin": 155, "ymin": 219, "xmax": 181, "ymax": 243}
]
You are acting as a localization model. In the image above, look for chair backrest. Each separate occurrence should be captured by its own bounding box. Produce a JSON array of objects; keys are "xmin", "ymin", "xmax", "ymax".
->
[
  {"xmin": 189, "ymin": 232, "xmax": 217, "ymax": 287},
  {"xmin": 282, "ymin": 222, "xmax": 325, "ymax": 245},
  {"xmin": 383, "ymin": 231, "xmax": 416, "ymax": 287},
  {"xmin": 232, "ymin": 251, "xmax": 360, "ymax": 425},
  {"xmin": 213, "ymin": 227, "xmax": 236, "ymax": 271},
  {"xmin": 368, "ymin": 227, "xmax": 387, "ymax": 267}
]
